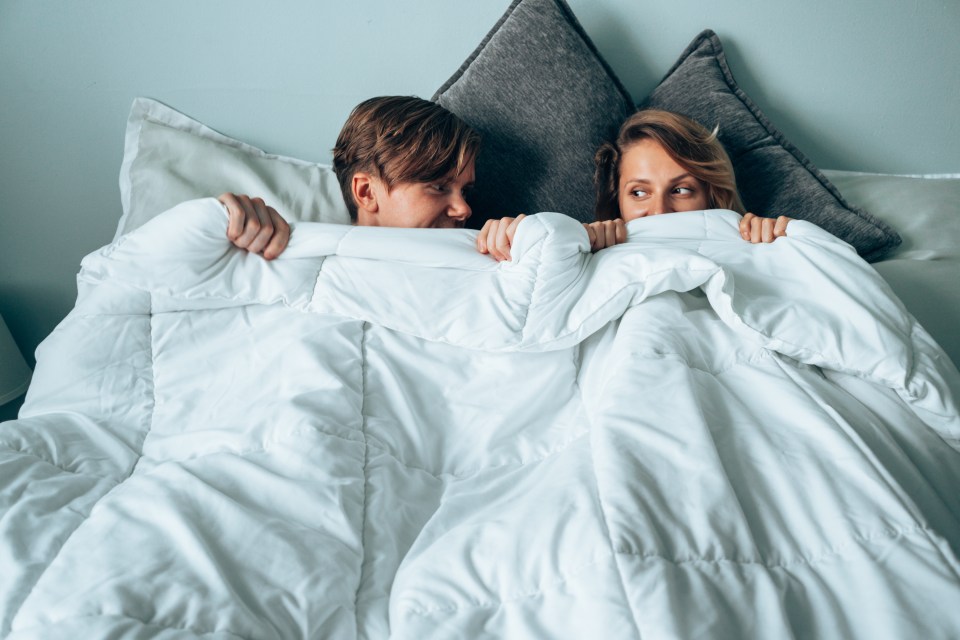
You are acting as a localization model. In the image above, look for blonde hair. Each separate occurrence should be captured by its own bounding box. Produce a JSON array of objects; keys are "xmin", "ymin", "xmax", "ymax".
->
[
  {"xmin": 332, "ymin": 96, "xmax": 481, "ymax": 221},
  {"xmin": 594, "ymin": 109, "xmax": 744, "ymax": 220}
]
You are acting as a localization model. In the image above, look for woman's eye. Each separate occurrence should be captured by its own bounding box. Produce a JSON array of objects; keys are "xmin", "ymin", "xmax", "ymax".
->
[
  {"xmin": 630, "ymin": 189, "xmax": 648, "ymax": 198},
  {"xmin": 674, "ymin": 186, "xmax": 694, "ymax": 195}
]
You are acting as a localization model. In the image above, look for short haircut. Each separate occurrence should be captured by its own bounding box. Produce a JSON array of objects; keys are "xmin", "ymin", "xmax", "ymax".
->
[
  {"xmin": 594, "ymin": 109, "xmax": 745, "ymax": 221},
  {"xmin": 332, "ymin": 96, "xmax": 481, "ymax": 222}
]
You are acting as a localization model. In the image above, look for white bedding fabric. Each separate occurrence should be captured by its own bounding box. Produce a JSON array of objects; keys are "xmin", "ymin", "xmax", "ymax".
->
[{"xmin": 2, "ymin": 199, "xmax": 959, "ymax": 639}]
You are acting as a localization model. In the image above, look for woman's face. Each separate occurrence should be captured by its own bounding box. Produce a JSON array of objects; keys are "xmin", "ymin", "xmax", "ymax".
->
[{"xmin": 617, "ymin": 139, "xmax": 710, "ymax": 222}]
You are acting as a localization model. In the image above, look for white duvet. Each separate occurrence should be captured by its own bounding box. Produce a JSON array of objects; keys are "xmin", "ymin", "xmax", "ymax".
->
[{"xmin": 1, "ymin": 199, "xmax": 959, "ymax": 639}]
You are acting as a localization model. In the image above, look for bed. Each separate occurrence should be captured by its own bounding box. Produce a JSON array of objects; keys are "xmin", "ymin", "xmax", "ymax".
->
[{"xmin": 2, "ymin": 0, "xmax": 959, "ymax": 638}]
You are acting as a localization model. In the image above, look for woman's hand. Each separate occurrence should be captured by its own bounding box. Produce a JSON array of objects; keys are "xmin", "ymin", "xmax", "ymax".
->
[
  {"xmin": 583, "ymin": 219, "xmax": 627, "ymax": 252},
  {"xmin": 739, "ymin": 213, "xmax": 792, "ymax": 244},
  {"xmin": 219, "ymin": 193, "xmax": 290, "ymax": 260},
  {"xmin": 476, "ymin": 214, "xmax": 526, "ymax": 262}
]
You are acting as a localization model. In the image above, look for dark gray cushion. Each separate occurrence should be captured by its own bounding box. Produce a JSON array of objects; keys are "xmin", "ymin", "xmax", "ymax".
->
[
  {"xmin": 642, "ymin": 29, "xmax": 900, "ymax": 262},
  {"xmin": 432, "ymin": 0, "xmax": 632, "ymax": 227}
]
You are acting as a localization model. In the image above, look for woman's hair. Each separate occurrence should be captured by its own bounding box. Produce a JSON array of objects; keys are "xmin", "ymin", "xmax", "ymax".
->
[
  {"xmin": 593, "ymin": 109, "xmax": 744, "ymax": 220},
  {"xmin": 332, "ymin": 96, "xmax": 481, "ymax": 221}
]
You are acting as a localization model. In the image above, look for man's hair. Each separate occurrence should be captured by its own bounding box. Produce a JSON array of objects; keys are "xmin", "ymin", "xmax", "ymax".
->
[
  {"xmin": 594, "ymin": 109, "xmax": 745, "ymax": 221},
  {"xmin": 332, "ymin": 96, "xmax": 481, "ymax": 221}
]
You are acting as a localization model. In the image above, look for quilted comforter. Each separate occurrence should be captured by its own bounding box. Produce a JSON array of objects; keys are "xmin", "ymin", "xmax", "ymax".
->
[{"xmin": 2, "ymin": 199, "xmax": 959, "ymax": 639}]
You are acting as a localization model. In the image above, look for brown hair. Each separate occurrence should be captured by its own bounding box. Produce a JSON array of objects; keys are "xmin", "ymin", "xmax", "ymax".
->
[
  {"xmin": 594, "ymin": 109, "xmax": 744, "ymax": 220},
  {"xmin": 332, "ymin": 96, "xmax": 481, "ymax": 221}
]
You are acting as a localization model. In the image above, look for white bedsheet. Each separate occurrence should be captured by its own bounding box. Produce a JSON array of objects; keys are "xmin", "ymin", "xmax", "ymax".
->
[{"xmin": 1, "ymin": 199, "xmax": 959, "ymax": 639}]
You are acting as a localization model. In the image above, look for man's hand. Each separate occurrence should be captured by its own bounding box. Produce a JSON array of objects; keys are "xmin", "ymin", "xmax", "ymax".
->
[
  {"xmin": 476, "ymin": 215, "xmax": 526, "ymax": 262},
  {"xmin": 219, "ymin": 193, "xmax": 290, "ymax": 260},
  {"xmin": 740, "ymin": 213, "xmax": 791, "ymax": 244},
  {"xmin": 583, "ymin": 219, "xmax": 627, "ymax": 252}
]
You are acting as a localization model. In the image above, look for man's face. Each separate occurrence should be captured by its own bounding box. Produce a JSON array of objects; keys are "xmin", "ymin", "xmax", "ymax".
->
[{"xmin": 361, "ymin": 157, "xmax": 476, "ymax": 228}]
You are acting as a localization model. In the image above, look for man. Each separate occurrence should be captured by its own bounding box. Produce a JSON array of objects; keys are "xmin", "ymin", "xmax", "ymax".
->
[{"xmin": 220, "ymin": 95, "xmax": 480, "ymax": 260}]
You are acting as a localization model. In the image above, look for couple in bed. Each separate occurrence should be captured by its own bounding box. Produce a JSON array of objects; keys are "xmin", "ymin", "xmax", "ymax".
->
[{"xmin": 219, "ymin": 95, "xmax": 793, "ymax": 261}]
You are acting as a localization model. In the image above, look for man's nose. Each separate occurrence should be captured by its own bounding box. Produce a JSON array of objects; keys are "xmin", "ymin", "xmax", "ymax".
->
[{"xmin": 449, "ymin": 195, "xmax": 471, "ymax": 220}]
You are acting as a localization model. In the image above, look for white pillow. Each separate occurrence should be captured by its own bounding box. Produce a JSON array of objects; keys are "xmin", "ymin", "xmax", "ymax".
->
[
  {"xmin": 823, "ymin": 169, "xmax": 960, "ymax": 368},
  {"xmin": 116, "ymin": 98, "xmax": 350, "ymax": 240},
  {"xmin": 822, "ymin": 170, "xmax": 960, "ymax": 262}
]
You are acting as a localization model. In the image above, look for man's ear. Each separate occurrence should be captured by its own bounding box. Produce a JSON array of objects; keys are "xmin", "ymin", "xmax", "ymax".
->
[{"xmin": 352, "ymin": 172, "xmax": 378, "ymax": 217}]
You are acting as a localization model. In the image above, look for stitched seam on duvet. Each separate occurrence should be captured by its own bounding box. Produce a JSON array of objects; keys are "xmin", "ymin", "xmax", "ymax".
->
[
  {"xmin": 613, "ymin": 523, "xmax": 939, "ymax": 569},
  {"xmin": 0, "ymin": 448, "xmax": 88, "ymax": 477},
  {"xmin": 124, "ymin": 421, "xmax": 583, "ymax": 479},
  {"xmin": 579, "ymin": 369, "xmax": 645, "ymax": 640},
  {"xmin": 697, "ymin": 373, "xmax": 764, "ymax": 570},
  {"xmin": 11, "ymin": 612, "xmax": 250, "ymax": 640},
  {"xmin": 8, "ymin": 307, "xmax": 153, "ymax": 633},
  {"xmin": 353, "ymin": 321, "xmax": 370, "ymax": 630},
  {"xmin": 362, "ymin": 428, "xmax": 588, "ymax": 481},
  {"xmin": 402, "ymin": 550, "xmax": 613, "ymax": 618},
  {"xmin": 131, "ymin": 297, "xmax": 155, "ymax": 474},
  {"xmin": 125, "ymin": 425, "xmax": 366, "ymax": 470},
  {"xmin": 622, "ymin": 346, "xmax": 770, "ymax": 377}
]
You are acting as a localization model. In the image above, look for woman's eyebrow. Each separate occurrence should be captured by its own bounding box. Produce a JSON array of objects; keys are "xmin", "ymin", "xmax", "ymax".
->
[{"xmin": 623, "ymin": 172, "xmax": 694, "ymax": 185}]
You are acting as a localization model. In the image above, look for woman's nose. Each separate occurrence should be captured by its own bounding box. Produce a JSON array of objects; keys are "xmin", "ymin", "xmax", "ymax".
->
[{"xmin": 650, "ymin": 194, "xmax": 673, "ymax": 216}]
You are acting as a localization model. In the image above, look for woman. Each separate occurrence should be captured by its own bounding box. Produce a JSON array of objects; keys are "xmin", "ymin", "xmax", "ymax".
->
[{"xmin": 477, "ymin": 109, "xmax": 791, "ymax": 261}]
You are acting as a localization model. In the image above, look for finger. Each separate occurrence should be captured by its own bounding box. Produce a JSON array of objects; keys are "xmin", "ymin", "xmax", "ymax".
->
[
  {"xmin": 740, "ymin": 212, "xmax": 755, "ymax": 240},
  {"xmin": 505, "ymin": 214, "xmax": 525, "ymax": 254},
  {"xmin": 583, "ymin": 224, "xmax": 598, "ymax": 252},
  {"xmin": 484, "ymin": 217, "xmax": 512, "ymax": 261},
  {"xmin": 584, "ymin": 222, "xmax": 600, "ymax": 251},
  {"xmin": 761, "ymin": 218, "xmax": 775, "ymax": 244},
  {"xmin": 232, "ymin": 195, "xmax": 262, "ymax": 249},
  {"xmin": 774, "ymin": 215, "xmax": 791, "ymax": 238},
  {"xmin": 262, "ymin": 209, "xmax": 290, "ymax": 260},
  {"xmin": 591, "ymin": 224, "xmax": 605, "ymax": 252},
  {"xmin": 614, "ymin": 219, "xmax": 627, "ymax": 244},
  {"xmin": 494, "ymin": 218, "xmax": 513, "ymax": 261},
  {"xmin": 484, "ymin": 220, "xmax": 500, "ymax": 257},
  {"xmin": 220, "ymin": 193, "xmax": 244, "ymax": 241},
  {"xmin": 591, "ymin": 225, "xmax": 604, "ymax": 251},
  {"xmin": 604, "ymin": 221, "xmax": 618, "ymax": 248},
  {"xmin": 476, "ymin": 220, "xmax": 494, "ymax": 254},
  {"xmin": 244, "ymin": 198, "xmax": 276, "ymax": 255},
  {"xmin": 750, "ymin": 218, "xmax": 762, "ymax": 244},
  {"xmin": 487, "ymin": 220, "xmax": 505, "ymax": 260}
]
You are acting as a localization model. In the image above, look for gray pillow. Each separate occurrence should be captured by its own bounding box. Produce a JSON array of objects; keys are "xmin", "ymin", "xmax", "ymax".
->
[
  {"xmin": 432, "ymin": 0, "xmax": 632, "ymax": 227},
  {"xmin": 642, "ymin": 29, "xmax": 901, "ymax": 262}
]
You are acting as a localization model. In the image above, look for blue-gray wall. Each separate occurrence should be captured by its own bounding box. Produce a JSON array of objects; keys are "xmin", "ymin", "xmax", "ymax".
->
[{"xmin": 1, "ymin": 1, "xmax": 958, "ymax": 417}]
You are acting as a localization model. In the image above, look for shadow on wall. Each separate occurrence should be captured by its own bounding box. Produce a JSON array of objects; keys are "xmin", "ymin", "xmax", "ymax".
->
[
  {"xmin": 0, "ymin": 398, "xmax": 24, "ymax": 423},
  {"xmin": 719, "ymin": 38, "xmax": 845, "ymax": 172},
  {"xmin": 587, "ymin": 12, "xmax": 846, "ymax": 174},
  {"xmin": 577, "ymin": 9, "xmax": 659, "ymax": 103},
  {"xmin": 0, "ymin": 284, "xmax": 73, "ymax": 368}
]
